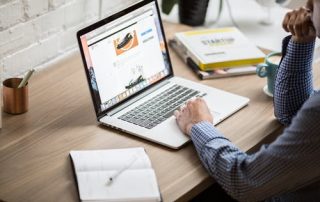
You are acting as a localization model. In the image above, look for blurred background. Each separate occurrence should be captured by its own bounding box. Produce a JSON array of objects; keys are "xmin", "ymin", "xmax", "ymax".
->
[{"xmin": 0, "ymin": 0, "xmax": 316, "ymax": 79}]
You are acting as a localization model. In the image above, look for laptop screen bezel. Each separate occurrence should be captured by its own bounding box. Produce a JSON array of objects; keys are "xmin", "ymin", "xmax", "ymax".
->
[{"xmin": 77, "ymin": 0, "xmax": 174, "ymax": 119}]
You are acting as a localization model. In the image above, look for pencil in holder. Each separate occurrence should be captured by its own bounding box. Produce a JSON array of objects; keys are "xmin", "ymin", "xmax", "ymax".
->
[{"xmin": 3, "ymin": 78, "xmax": 29, "ymax": 114}]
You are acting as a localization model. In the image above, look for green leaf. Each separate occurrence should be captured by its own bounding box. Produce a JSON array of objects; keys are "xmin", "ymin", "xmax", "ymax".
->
[{"xmin": 161, "ymin": 0, "xmax": 178, "ymax": 15}]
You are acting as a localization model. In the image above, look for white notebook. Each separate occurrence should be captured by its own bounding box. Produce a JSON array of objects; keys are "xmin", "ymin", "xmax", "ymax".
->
[{"xmin": 70, "ymin": 147, "xmax": 161, "ymax": 202}]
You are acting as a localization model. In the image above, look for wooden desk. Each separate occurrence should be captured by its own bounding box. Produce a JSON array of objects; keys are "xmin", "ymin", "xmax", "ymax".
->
[{"xmin": 0, "ymin": 22, "xmax": 318, "ymax": 202}]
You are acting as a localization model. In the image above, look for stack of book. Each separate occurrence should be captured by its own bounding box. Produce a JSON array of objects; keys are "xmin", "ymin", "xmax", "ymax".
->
[{"xmin": 169, "ymin": 27, "xmax": 265, "ymax": 79}]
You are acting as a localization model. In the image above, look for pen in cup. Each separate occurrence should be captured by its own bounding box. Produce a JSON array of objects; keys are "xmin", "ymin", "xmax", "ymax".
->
[
  {"xmin": 18, "ymin": 69, "xmax": 35, "ymax": 88},
  {"xmin": 106, "ymin": 155, "xmax": 138, "ymax": 186}
]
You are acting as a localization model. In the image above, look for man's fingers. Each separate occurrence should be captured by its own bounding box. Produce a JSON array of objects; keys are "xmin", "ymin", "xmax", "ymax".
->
[
  {"xmin": 196, "ymin": 97, "xmax": 204, "ymax": 102},
  {"xmin": 186, "ymin": 100, "xmax": 194, "ymax": 108},
  {"xmin": 282, "ymin": 6, "xmax": 316, "ymax": 41},
  {"xmin": 306, "ymin": 0, "xmax": 313, "ymax": 10},
  {"xmin": 173, "ymin": 110, "xmax": 180, "ymax": 118},
  {"xmin": 305, "ymin": 14, "xmax": 316, "ymax": 36},
  {"xmin": 294, "ymin": 10, "xmax": 304, "ymax": 37},
  {"xmin": 297, "ymin": 9, "xmax": 313, "ymax": 37},
  {"xmin": 283, "ymin": 12, "xmax": 291, "ymax": 32},
  {"xmin": 308, "ymin": 26, "xmax": 316, "ymax": 36},
  {"xmin": 301, "ymin": 14, "xmax": 310, "ymax": 36},
  {"xmin": 287, "ymin": 12, "xmax": 297, "ymax": 35},
  {"xmin": 183, "ymin": 97, "xmax": 207, "ymax": 115},
  {"xmin": 179, "ymin": 104, "xmax": 186, "ymax": 111}
]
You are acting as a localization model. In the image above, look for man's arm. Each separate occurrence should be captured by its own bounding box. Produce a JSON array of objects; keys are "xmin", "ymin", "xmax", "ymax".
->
[
  {"xmin": 191, "ymin": 94, "xmax": 320, "ymax": 201},
  {"xmin": 273, "ymin": 36, "xmax": 315, "ymax": 125},
  {"xmin": 274, "ymin": 5, "xmax": 317, "ymax": 125}
]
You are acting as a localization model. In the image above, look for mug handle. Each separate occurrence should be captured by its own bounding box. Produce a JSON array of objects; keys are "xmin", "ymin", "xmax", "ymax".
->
[{"xmin": 256, "ymin": 63, "xmax": 268, "ymax": 78}]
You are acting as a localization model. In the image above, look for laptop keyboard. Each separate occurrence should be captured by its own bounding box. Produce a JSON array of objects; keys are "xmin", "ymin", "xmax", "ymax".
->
[{"xmin": 118, "ymin": 85, "xmax": 203, "ymax": 129}]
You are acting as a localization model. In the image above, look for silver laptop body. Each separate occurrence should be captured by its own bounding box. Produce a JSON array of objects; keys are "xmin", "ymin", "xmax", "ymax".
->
[{"xmin": 77, "ymin": 0, "xmax": 249, "ymax": 149}]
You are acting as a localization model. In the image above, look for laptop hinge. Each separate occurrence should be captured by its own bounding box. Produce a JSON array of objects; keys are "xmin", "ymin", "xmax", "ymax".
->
[{"xmin": 106, "ymin": 79, "xmax": 170, "ymax": 117}]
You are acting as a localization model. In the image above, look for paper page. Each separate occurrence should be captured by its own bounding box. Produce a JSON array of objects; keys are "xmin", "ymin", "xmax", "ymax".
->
[
  {"xmin": 70, "ymin": 147, "xmax": 151, "ymax": 172},
  {"xmin": 77, "ymin": 169, "xmax": 161, "ymax": 202}
]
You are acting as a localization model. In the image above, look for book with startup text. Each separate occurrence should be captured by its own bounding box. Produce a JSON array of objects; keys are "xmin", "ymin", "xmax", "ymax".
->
[
  {"xmin": 173, "ymin": 27, "xmax": 265, "ymax": 71},
  {"xmin": 70, "ymin": 147, "xmax": 161, "ymax": 202},
  {"xmin": 169, "ymin": 39, "xmax": 257, "ymax": 80}
]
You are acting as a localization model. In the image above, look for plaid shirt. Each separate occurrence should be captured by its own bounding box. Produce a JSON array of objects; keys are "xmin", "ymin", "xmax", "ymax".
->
[{"xmin": 190, "ymin": 36, "xmax": 320, "ymax": 202}]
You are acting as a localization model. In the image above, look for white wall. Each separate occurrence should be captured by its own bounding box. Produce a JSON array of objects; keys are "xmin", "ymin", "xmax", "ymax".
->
[{"xmin": 0, "ymin": 0, "xmax": 138, "ymax": 79}]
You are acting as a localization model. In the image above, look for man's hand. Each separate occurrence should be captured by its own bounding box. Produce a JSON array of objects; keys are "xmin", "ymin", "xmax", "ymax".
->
[
  {"xmin": 282, "ymin": 5, "xmax": 316, "ymax": 43},
  {"xmin": 174, "ymin": 98, "xmax": 213, "ymax": 136}
]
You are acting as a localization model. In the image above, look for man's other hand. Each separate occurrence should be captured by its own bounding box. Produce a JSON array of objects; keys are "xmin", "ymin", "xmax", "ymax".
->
[{"xmin": 283, "ymin": 5, "xmax": 316, "ymax": 43}]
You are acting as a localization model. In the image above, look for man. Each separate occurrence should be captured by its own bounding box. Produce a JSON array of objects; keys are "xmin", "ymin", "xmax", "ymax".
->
[{"xmin": 174, "ymin": 0, "xmax": 320, "ymax": 201}]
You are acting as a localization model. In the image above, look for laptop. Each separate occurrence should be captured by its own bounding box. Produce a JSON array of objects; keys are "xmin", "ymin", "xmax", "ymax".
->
[{"xmin": 77, "ymin": 0, "xmax": 249, "ymax": 149}]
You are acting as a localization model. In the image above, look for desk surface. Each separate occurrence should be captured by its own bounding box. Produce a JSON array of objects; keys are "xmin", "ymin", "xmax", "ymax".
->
[{"xmin": 1, "ymin": 22, "xmax": 318, "ymax": 202}]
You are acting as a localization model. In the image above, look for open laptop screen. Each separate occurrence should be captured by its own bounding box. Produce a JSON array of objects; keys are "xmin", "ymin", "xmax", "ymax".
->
[{"xmin": 78, "ymin": 1, "xmax": 171, "ymax": 116}]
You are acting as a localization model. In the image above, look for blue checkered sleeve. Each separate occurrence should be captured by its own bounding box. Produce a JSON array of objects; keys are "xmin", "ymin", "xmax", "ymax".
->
[
  {"xmin": 191, "ymin": 113, "xmax": 320, "ymax": 201},
  {"xmin": 274, "ymin": 36, "xmax": 316, "ymax": 125},
  {"xmin": 190, "ymin": 36, "xmax": 320, "ymax": 202}
]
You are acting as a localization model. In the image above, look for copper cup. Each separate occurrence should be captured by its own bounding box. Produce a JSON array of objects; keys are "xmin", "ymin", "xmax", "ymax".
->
[{"xmin": 3, "ymin": 78, "xmax": 29, "ymax": 114}]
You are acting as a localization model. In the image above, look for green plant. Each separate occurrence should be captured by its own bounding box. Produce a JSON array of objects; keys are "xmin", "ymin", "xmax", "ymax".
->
[{"xmin": 161, "ymin": 0, "xmax": 178, "ymax": 15}]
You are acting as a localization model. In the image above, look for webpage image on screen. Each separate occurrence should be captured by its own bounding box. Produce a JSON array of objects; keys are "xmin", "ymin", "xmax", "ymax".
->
[{"xmin": 82, "ymin": 3, "xmax": 170, "ymax": 114}]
